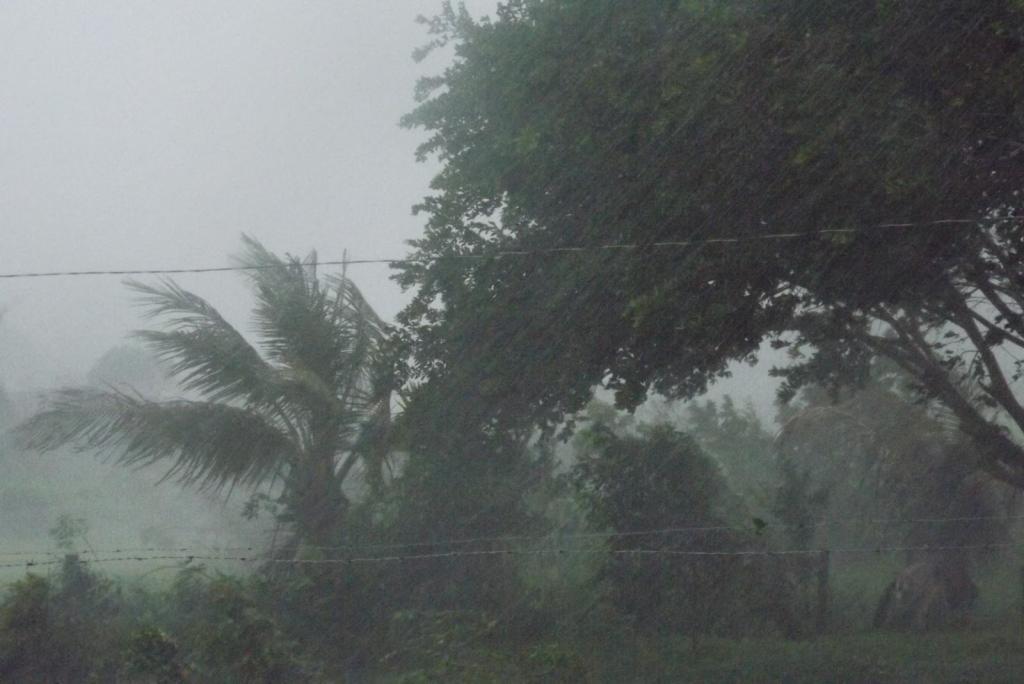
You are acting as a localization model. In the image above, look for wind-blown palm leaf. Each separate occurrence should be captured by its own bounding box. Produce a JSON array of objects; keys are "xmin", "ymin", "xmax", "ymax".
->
[
  {"xmin": 127, "ymin": 279, "xmax": 279, "ymax": 406},
  {"xmin": 327, "ymin": 273, "xmax": 386, "ymax": 336},
  {"xmin": 326, "ymin": 274, "xmax": 388, "ymax": 410},
  {"xmin": 347, "ymin": 329, "xmax": 406, "ymax": 491},
  {"xmin": 128, "ymin": 277, "xmax": 362, "ymax": 441},
  {"xmin": 15, "ymin": 388, "xmax": 296, "ymax": 492},
  {"xmin": 236, "ymin": 236, "xmax": 347, "ymax": 386}
]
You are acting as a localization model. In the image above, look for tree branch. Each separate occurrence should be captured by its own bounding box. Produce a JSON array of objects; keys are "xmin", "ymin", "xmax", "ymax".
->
[
  {"xmin": 968, "ymin": 272, "xmax": 1024, "ymax": 343},
  {"xmin": 942, "ymin": 287, "xmax": 1024, "ymax": 435},
  {"xmin": 855, "ymin": 313, "xmax": 1024, "ymax": 488}
]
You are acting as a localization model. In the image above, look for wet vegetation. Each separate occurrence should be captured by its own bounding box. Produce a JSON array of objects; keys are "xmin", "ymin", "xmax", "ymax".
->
[{"xmin": 3, "ymin": 0, "xmax": 1024, "ymax": 681}]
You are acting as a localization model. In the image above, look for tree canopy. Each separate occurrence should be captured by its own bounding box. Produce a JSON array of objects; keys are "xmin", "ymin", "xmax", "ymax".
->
[{"xmin": 397, "ymin": 0, "xmax": 1024, "ymax": 483}]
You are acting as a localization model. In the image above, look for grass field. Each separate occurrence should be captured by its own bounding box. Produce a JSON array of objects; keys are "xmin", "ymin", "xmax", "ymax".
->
[
  {"xmin": 657, "ymin": 630, "xmax": 1024, "ymax": 683},
  {"xmin": 371, "ymin": 627, "xmax": 1024, "ymax": 683}
]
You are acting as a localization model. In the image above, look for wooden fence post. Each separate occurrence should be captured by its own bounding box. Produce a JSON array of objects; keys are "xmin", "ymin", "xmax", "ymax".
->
[
  {"xmin": 815, "ymin": 549, "xmax": 831, "ymax": 635},
  {"xmin": 1019, "ymin": 565, "xmax": 1024, "ymax": 631}
]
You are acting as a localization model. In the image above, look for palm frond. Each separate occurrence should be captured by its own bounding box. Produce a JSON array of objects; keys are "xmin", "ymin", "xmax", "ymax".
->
[
  {"xmin": 326, "ymin": 274, "xmax": 388, "ymax": 408},
  {"xmin": 235, "ymin": 235, "xmax": 345, "ymax": 387},
  {"xmin": 234, "ymin": 236, "xmax": 388, "ymax": 413},
  {"xmin": 327, "ymin": 273, "xmax": 386, "ymax": 334},
  {"xmin": 14, "ymin": 388, "xmax": 296, "ymax": 492},
  {"xmin": 127, "ymin": 279, "xmax": 279, "ymax": 406}
]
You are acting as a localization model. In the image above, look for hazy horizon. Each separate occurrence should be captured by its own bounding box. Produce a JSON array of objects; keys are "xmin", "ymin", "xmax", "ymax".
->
[{"xmin": 1, "ymin": 1, "xmax": 498, "ymax": 390}]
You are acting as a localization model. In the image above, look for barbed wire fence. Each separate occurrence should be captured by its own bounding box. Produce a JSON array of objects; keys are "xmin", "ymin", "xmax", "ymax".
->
[{"xmin": 1, "ymin": 512, "xmax": 1023, "ymax": 567}]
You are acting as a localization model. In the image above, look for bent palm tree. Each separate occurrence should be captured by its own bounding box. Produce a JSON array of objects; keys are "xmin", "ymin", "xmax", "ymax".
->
[{"xmin": 16, "ymin": 236, "xmax": 393, "ymax": 550}]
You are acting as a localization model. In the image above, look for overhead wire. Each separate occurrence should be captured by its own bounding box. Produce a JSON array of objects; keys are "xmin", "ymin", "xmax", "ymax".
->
[{"xmin": 0, "ymin": 217, "xmax": 1020, "ymax": 281}]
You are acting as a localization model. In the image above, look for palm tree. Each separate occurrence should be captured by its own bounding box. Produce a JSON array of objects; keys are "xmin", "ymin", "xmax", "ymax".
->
[{"xmin": 16, "ymin": 236, "xmax": 393, "ymax": 551}]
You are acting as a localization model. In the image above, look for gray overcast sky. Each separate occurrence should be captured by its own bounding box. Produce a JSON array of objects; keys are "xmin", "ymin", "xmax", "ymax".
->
[{"xmin": 0, "ymin": 0, "xmax": 496, "ymax": 389}]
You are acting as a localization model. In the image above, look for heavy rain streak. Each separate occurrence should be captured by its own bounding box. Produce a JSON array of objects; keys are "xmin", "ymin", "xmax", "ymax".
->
[{"xmin": 2, "ymin": 1, "xmax": 1024, "ymax": 681}]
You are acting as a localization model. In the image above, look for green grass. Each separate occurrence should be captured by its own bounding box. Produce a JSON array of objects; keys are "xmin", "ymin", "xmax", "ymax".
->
[
  {"xmin": 376, "ymin": 628, "xmax": 1024, "ymax": 683},
  {"xmin": 828, "ymin": 556, "xmax": 905, "ymax": 632},
  {"xmin": 655, "ymin": 630, "xmax": 1024, "ymax": 683}
]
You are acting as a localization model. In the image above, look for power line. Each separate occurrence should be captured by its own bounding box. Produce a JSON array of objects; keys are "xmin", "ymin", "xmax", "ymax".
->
[{"xmin": 0, "ymin": 217, "xmax": 1020, "ymax": 281}]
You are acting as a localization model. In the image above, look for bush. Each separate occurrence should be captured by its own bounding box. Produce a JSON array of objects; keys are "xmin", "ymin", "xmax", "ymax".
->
[
  {"xmin": 0, "ymin": 555, "xmax": 123, "ymax": 682},
  {"xmin": 162, "ymin": 567, "xmax": 311, "ymax": 682}
]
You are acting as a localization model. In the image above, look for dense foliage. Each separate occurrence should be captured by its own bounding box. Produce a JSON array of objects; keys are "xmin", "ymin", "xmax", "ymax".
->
[{"xmin": 397, "ymin": 0, "xmax": 1024, "ymax": 485}]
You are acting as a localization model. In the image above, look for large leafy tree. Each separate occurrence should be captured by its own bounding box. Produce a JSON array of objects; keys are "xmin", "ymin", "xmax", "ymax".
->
[
  {"xmin": 684, "ymin": 397, "xmax": 778, "ymax": 512},
  {"xmin": 16, "ymin": 237, "xmax": 393, "ymax": 549},
  {"xmin": 397, "ymin": 1, "xmax": 1024, "ymax": 483},
  {"xmin": 569, "ymin": 420, "xmax": 818, "ymax": 639},
  {"xmin": 570, "ymin": 423, "xmax": 731, "ymax": 634}
]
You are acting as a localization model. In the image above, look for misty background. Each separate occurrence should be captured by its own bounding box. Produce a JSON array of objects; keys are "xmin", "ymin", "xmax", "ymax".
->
[
  {"xmin": 1, "ymin": 0, "xmax": 518, "ymax": 566},
  {"xmin": 0, "ymin": 0, "xmax": 779, "ymax": 410},
  {"xmin": 1, "ymin": 0, "xmax": 491, "ymax": 385}
]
